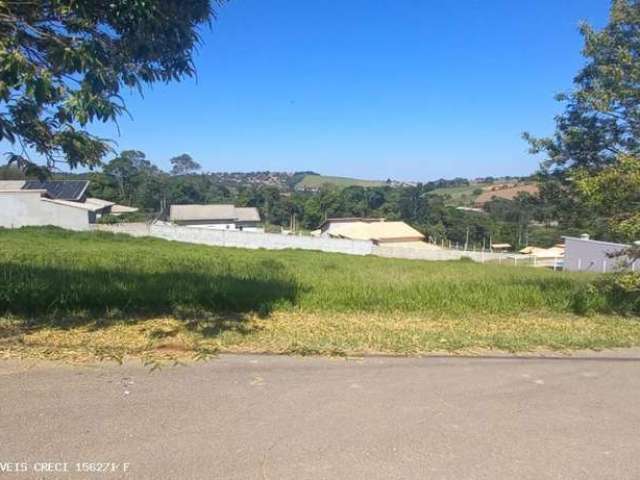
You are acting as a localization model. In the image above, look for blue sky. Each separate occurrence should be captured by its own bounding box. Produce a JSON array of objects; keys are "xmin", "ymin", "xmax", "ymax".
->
[{"xmin": 91, "ymin": 0, "xmax": 609, "ymax": 181}]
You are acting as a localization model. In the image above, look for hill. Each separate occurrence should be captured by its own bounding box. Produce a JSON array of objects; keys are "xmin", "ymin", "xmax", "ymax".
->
[
  {"xmin": 295, "ymin": 174, "xmax": 413, "ymax": 190},
  {"xmin": 428, "ymin": 183, "xmax": 485, "ymax": 206},
  {"xmin": 429, "ymin": 179, "xmax": 538, "ymax": 207}
]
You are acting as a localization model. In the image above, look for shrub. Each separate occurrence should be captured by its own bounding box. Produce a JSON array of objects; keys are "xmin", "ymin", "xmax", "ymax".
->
[
  {"xmin": 570, "ymin": 283, "xmax": 606, "ymax": 315},
  {"xmin": 98, "ymin": 214, "xmax": 120, "ymax": 225},
  {"xmin": 572, "ymin": 273, "xmax": 640, "ymax": 316},
  {"xmin": 596, "ymin": 273, "xmax": 640, "ymax": 315}
]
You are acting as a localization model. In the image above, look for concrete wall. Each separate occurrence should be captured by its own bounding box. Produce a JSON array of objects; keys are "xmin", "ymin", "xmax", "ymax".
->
[
  {"xmin": 93, "ymin": 223, "xmax": 152, "ymax": 237},
  {"xmin": 372, "ymin": 245, "xmax": 523, "ymax": 263},
  {"xmin": 94, "ymin": 223, "xmax": 374, "ymax": 256},
  {"xmin": 564, "ymin": 236, "xmax": 635, "ymax": 272},
  {"xmin": 0, "ymin": 191, "xmax": 90, "ymax": 231},
  {"xmin": 94, "ymin": 223, "xmax": 535, "ymax": 265},
  {"xmin": 183, "ymin": 224, "xmax": 264, "ymax": 233},
  {"xmin": 148, "ymin": 223, "xmax": 375, "ymax": 255}
]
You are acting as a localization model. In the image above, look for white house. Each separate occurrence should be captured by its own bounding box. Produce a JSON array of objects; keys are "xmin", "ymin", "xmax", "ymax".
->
[
  {"xmin": 563, "ymin": 234, "xmax": 636, "ymax": 272},
  {"xmin": 0, "ymin": 180, "xmax": 138, "ymax": 231},
  {"xmin": 169, "ymin": 204, "xmax": 262, "ymax": 232}
]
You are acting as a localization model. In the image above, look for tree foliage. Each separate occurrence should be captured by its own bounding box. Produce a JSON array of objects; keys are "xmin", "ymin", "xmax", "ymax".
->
[
  {"xmin": 525, "ymin": 0, "xmax": 640, "ymax": 172},
  {"xmin": 86, "ymin": 151, "xmax": 552, "ymax": 249},
  {"xmin": 0, "ymin": 0, "xmax": 217, "ymax": 175},
  {"xmin": 575, "ymin": 155, "xmax": 640, "ymax": 241},
  {"xmin": 525, "ymin": 0, "xmax": 640, "ymax": 240},
  {"xmin": 170, "ymin": 153, "xmax": 201, "ymax": 175}
]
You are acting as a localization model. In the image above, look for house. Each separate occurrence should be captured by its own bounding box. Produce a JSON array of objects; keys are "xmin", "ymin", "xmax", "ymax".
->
[
  {"xmin": 318, "ymin": 217, "xmax": 386, "ymax": 236},
  {"xmin": 169, "ymin": 204, "xmax": 262, "ymax": 231},
  {"xmin": 317, "ymin": 217, "xmax": 435, "ymax": 248},
  {"xmin": 519, "ymin": 245, "xmax": 565, "ymax": 258},
  {"xmin": 0, "ymin": 180, "xmax": 138, "ymax": 231},
  {"xmin": 490, "ymin": 243, "xmax": 512, "ymax": 253},
  {"xmin": 563, "ymin": 234, "xmax": 635, "ymax": 273}
]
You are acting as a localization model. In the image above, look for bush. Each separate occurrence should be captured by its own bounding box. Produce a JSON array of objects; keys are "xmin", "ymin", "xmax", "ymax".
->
[
  {"xmin": 98, "ymin": 214, "xmax": 120, "ymax": 224},
  {"xmin": 572, "ymin": 273, "xmax": 640, "ymax": 316},
  {"xmin": 596, "ymin": 273, "xmax": 640, "ymax": 315},
  {"xmin": 569, "ymin": 283, "xmax": 606, "ymax": 315}
]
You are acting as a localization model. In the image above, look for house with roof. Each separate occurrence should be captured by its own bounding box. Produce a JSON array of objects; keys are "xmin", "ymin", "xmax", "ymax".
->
[
  {"xmin": 169, "ymin": 204, "xmax": 262, "ymax": 232},
  {"xmin": 563, "ymin": 234, "xmax": 635, "ymax": 273},
  {"xmin": 315, "ymin": 217, "xmax": 436, "ymax": 249},
  {"xmin": 0, "ymin": 180, "xmax": 138, "ymax": 231}
]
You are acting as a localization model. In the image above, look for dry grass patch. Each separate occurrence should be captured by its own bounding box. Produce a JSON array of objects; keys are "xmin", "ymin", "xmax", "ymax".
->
[{"xmin": 3, "ymin": 312, "xmax": 640, "ymax": 362}]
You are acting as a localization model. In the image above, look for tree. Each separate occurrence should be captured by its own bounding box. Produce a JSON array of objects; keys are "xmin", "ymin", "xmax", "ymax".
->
[
  {"xmin": 0, "ymin": 1, "xmax": 217, "ymax": 175},
  {"xmin": 170, "ymin": 154, "xmax": 201, "ymax": 176},
  {"xmin": 99, "ymin": 150, "xmax": 165, "ymax": 207},
  {"xmin": 525, "ymin": 0, "xmax": 640, "ymax": 173},
  {"xmin": 524, "ymin": 0, "xmax": 640, "ymax": 237},
  {"xmin": 575, "ymin": 155, "xmax": 640, "ymax": 241}
]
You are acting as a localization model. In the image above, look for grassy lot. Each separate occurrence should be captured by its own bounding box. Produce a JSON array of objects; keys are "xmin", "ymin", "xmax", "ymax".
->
[
  {"xmin": 428, "ymin": 183, "xmax": 486, "ymax": 206},
  {"xmin": 297, "ymin": 174, "xmax": 385, "ymax": 189},
  {"xmin": 1, "ymin": 227, "xmax": 639, "ymax": 361}
]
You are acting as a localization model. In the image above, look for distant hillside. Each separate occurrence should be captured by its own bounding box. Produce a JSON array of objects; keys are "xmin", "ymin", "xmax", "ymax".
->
[
  {"xmin": 296, "ymin": 174, "xmax": 413, "ymax": 190},
  {"xmin": 474, "ymin": 183, "xmax": 539, "ymax": 206},
  {"xmin": 428, "ymin": 184, "xmax": 484, "ymax": 206},
  {"xmin": 429, "ymin": 179, "xmax": 538, "ymax": 207},
  {"xmin": 206, "ymin": 171, "xmax": 299, "ymax": 190}
]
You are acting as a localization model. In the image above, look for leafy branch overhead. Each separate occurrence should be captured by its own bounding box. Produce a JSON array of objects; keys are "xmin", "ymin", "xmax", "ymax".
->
[{"xmin": 0, "ymin": 0, "xmax": 218, "ymax": 174}]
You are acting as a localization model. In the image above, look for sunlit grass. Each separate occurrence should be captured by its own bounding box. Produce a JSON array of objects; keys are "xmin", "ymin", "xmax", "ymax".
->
[{"xmin": 0, "ymin": 227, "xmax": 638, "ymax": 361}]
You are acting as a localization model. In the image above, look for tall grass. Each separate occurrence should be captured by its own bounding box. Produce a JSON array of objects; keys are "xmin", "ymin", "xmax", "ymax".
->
[{"xmin": 0, "ymin": 227, "xmax": 595, "ymax": 319}]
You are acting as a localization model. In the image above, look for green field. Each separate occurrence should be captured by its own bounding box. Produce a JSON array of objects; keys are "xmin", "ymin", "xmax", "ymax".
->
[
  {"xmin": 428, "ymin": 183, "xmax": 485, "ymax": 206},
  {"xmin": 1, "ymin": 228, "xmax": 639, "ymax": 361},
  {"xmin": 296, "ymin": 174, "xmax": 385, "ymax": 189}
]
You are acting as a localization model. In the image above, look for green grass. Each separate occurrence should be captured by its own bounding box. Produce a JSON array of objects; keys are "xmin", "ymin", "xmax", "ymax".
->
[
  {"xmin": 1, "ymin": 227, "xmax": 639, "ymax": 360},
  {"xmin": 297, "ymin": 174, "xmax": 385, "ymax": 189},
  {"xmin": 428, "ymin": 183, "xmax": 486, "ymax": 206}
]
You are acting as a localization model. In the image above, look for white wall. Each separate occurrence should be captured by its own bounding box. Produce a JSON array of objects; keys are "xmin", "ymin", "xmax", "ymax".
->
[
  {"xmin": 149, "ymin": 223, "xmax": 374, "ymax": 255},
  {"xmin": 564, "ymin": 236, "xmax": 634, "ymax": 272},
  {"xmin": 95, "ymin": 223, "xmax": 532, "ymax": 264},
  {"xmin": 372, "ymin": 245, "xmax": 521, "ymax": 263},
  {"xmin": 184, "ymin": 224, "xmax": 264, "ymax": 233},
  {"xmin": 0, "ymin": 191, "xmax": 90, "ymax": 231}
]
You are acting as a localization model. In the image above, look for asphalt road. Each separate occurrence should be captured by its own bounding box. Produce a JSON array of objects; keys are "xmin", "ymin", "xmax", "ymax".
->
[{"xmin": 1, "ymin": 353, "xmax": 640, "ymax": 480}]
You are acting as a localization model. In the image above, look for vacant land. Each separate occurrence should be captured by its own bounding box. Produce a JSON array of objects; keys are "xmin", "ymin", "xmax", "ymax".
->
[
  {"xmin": 1, "ymin": 227, "xmax": 639, "ymax": 361},
  {"xmin": 297, "ymin": 174, "xmax": 385, "ymax": 189}
]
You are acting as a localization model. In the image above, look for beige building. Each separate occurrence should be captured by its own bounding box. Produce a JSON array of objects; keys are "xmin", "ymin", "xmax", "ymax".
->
[{"xmin": 317, "ymin": 218, "xmax": 436, "ymax": 248}]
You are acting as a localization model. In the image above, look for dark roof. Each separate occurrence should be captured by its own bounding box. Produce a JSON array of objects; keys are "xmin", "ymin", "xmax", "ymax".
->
[{"xmin": 22, "ymin": 180, "xmax": 89, "ymax": 201}]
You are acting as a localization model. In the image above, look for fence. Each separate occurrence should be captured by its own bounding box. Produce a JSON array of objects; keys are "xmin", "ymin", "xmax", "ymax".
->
[
  {"xmin": 94, "ymin": 223, "xmax": 551, "ymax": 266},
  {"xmin": 94, "ymin": 223, "xmax": 374, "ymax": 256},
  {"xmin": 372, "ymin": 245, "xmax": 537, "ymax": 264},
  {"xmin": 92, "ymin": 223, "xmax": 542, "ymax": 264}
]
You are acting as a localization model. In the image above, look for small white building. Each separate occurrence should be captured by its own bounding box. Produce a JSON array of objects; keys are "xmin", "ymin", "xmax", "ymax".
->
[
  {"xmin": 563, "ymin": 234, "xmax": 635, "ymax": 273},
  {"xmin": 0, "ymin": 180, "xmax": 138, "ymax": 231},
  {"xmin": 169, "ymin": 204, "xmax": 262, "ymax": 232}
]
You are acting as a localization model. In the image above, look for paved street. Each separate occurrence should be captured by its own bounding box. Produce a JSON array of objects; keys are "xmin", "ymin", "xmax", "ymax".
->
[{"xmin": 1, "ymin": 353, "xmax": 640, "ymax": 480}]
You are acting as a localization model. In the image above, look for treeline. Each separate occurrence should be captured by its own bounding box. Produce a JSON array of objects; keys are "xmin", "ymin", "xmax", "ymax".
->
[
  {"xmin": 0, "ymin": 150, "xmax": 590, "ymax": 248},
  {"xmin": 63, "ymin": 151, "xmax": 563, "ymax": 248}
]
